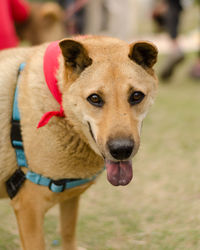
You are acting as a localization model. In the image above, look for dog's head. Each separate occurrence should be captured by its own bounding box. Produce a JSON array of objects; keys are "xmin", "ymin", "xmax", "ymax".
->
[
  {"xmin": 59, "ymin": 36, "xmax": 158, "ymax": 186},
  {"xmin": 16, "ymin": 2, "xmax": 66, "ymax": 45}
]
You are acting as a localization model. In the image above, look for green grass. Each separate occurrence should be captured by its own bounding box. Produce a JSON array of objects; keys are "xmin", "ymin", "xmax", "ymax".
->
[{"xmin": 0, "ymin": 53, "xmax": 200, "ymax": 249}]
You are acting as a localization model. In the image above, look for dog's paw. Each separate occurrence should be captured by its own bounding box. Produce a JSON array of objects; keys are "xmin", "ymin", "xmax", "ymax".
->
[{"xmin": 78, "ymin": 247, "xmax": 87, "ymax": 250}]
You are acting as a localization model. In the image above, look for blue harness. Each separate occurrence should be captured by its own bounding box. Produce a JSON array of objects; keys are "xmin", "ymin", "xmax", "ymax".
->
[{"xmin": 6, "ymin": 63, "xmax": 103, "ymax": 198}]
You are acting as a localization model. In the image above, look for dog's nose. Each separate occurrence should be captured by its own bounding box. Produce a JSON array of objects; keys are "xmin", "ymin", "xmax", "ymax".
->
[{"xmin": 107, "ymin": 138, "xmax": 134, "ymax": 160}]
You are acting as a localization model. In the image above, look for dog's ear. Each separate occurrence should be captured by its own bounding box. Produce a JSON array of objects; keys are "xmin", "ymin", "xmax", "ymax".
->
[
  {"xmin": 40, "ymin": 3, "xmax": 63, "ymax": 24},
  {"xmin": 129, "ymin": 41, "xmax": 158, "ymax": 69},
  {"xmin": 59, "ymin": 39, "xmax": 92, "ymax": 73}
]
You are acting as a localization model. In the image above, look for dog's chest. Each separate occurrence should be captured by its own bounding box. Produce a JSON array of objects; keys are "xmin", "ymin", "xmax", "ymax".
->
[
  {"xmin": 55, "ymin": 126, "xmax": 104, "ymax": 176},
  {"xmin": 23, "ymin": 120, "xmax": 104, "ymax": 179}
]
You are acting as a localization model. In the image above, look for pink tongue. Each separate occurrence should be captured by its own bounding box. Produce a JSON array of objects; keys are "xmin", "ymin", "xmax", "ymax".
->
[{"xmin": 105, "ymin": 160, "xmax": 133, "ymax": 186}]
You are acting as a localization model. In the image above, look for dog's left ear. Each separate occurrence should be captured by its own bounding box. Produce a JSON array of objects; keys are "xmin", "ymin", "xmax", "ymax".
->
[
  {"xmin": 129, "ymin": 41, "xmax": 158, "ymax": 69},
  {"xmin": 59, "ymin": 39, "xmax": 92, "ymax": 73}
]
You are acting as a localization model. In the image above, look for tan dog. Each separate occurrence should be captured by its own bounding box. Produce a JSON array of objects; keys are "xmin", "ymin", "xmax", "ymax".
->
[
  {"xmin": 16, "ymin": 2, "xmax": 66, "ymax": 45},
  {"xmin": 0, "ymin": 36, "xmax": 158, "ymax": 250}
]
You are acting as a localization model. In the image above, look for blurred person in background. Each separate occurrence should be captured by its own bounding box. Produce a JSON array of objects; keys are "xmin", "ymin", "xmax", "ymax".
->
[
  {"xmin": 57, "ymin": 0, "xmax": 88, "ymax": 34},
  {"xmin": 0, "ymin": 0, "xmax": 30, "ymax": 50},
  {"xmin": 103, "ymin": 0, "xmax": 136, "ymax": 39},
  {"xmin": 189, "ymin": 0, "xmax": 200, "ymax": 80},
  {"xmin": 84, "ymin": 0, "xmax": 137, "ymax": 40},
  {"xmin": 152, "ymin": 0, "xmax": 184, "ymax": 80}
]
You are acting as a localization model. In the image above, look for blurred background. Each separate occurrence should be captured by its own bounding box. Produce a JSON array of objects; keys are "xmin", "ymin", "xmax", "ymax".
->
[
  {"xmin": 1, "ymin": 0, "xmax": 199, "ymax": 78},
  {"xmin": 0, "ymin": 0, "xmax": 200, "ymax": 249}
]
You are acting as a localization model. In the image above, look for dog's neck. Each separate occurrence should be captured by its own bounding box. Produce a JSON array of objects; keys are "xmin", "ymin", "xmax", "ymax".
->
[{"xmin": 37, "ymin": 41, "xmax": 65, "ymax": 128}]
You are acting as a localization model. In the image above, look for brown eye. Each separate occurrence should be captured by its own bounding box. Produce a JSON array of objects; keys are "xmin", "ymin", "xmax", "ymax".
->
[
  {"xmin": 87, "ymin": 94, "xmax": 104, "ymax": 107},
  {"xmin": 128, "ymin": 91, "xmax": 145, "ymax": 106}
]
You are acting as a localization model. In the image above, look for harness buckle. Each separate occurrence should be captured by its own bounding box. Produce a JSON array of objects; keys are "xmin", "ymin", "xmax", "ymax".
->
[
  {"xmin": 48, "ymin": 179, "xmax": 66, "ymax": 192},
  {"xmin": 6, "ymin": 169, "xmax": 26, "ymax": 199},
  {"xmin": 11, "ymin": 120, "xmax": 23, "ymax": 149}
]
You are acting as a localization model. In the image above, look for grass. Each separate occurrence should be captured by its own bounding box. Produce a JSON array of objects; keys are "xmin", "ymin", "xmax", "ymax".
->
[{"xmin": 0, "ymin": 53, "xmax": 200, "ymax": 250}]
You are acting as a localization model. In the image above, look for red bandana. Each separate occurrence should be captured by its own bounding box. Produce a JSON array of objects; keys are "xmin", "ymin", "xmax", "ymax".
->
[{"xmin": 37, "ymin": 41, "xmax": 65, "ymax": 128}]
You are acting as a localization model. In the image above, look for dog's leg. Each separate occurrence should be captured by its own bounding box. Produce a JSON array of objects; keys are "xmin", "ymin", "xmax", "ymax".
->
[
  {"xmin": 11, "ymin": 181, "xmax": 50, "ymax": 250},
  {"xmin": 59, "ymin": 195, "xmax": 80, "ymax": 250}
]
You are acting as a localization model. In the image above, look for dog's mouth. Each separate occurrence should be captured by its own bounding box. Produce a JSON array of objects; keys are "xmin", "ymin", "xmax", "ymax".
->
[{"xmin": 105, "ymin": 159, "xmax": 133, "ymax": 186}]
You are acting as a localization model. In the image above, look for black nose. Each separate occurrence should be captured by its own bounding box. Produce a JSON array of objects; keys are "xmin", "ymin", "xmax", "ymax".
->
[{"xmin": 107, "ymin": 138, "xmax": 134, "ymax": 160}]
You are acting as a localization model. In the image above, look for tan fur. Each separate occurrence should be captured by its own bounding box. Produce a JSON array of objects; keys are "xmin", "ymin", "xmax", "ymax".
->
[
  {"xmin": 0, "ymin": 36, "xmax": 158, "ymax": 249},
  {"xmin": 16, "ymin": 2, "xmax": 66, "ymax": 45}
]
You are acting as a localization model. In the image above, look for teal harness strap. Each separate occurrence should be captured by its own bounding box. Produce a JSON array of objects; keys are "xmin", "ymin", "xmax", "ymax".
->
[
  {"xmin": 11, "ymin": 62, "xmax": 28, "ymax": 167},
  {"xmin": 8, "ymin": 63, "xmax": 104, "ymax": 197},
  {"xmin": 26, "ymin": 168, "xmax": 104, "ymax": 193}
]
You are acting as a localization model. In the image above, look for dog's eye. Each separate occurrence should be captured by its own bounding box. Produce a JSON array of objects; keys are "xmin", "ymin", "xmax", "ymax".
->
[
  {"xmin": 87, "ymin": 94, "xmax": 104, "ymax": 107},
  {"xmin": 128, "ymin": 91, "xmax": 145, "ymax": 105}
]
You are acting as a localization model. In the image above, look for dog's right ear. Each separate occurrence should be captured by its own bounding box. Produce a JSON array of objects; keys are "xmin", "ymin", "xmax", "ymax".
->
[{"xmin": 59, "ymin": 39, "xmax": 92, "ymax": 73}]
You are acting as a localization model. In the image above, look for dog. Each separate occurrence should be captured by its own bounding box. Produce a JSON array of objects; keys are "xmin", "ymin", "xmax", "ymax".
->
[
  {"xmin": 16, "ymin": 2, "xmax": 66, "ymax": 45},
  {"xmin": 0, "ymin": 35, "xmax": 158, "ymax": 249}
]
